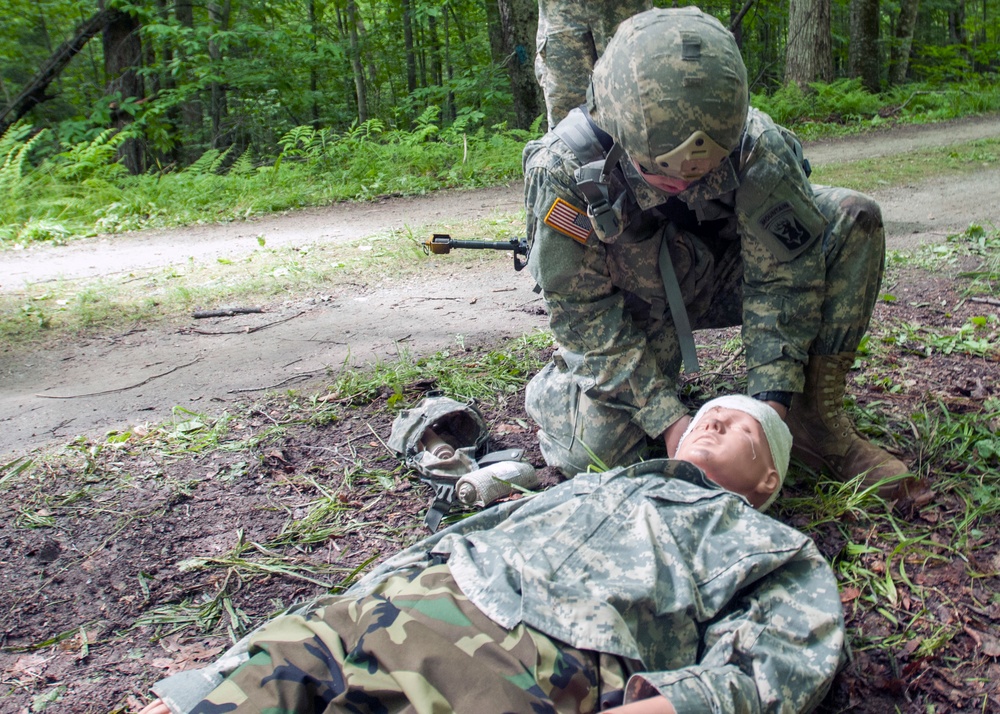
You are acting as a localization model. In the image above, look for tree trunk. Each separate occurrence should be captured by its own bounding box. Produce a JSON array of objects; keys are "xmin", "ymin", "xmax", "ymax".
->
[
  {"xmin": 785, "ymin": 0, "xmax": 833, "ymax": 86},
  {"xmin": 948, "ymin": 1, "xmax": 966, "ymax": 45},
  {"xmin": 207, "ymin": 0, "xmax": 231, "ymax": 149},
  {"xmin": 444, "ymin": 10, "xmax": 455, "ymax": 124},
  {"xmin": 346, "ymin": 0, "xmax": 368, "ymax": 123},
  {"xmin": 402, "ymin": 0, "xmax": 416, "ymax": 94},
  {"xmin": 175, "ymin": 0, "xmax": 202, "ymax": 159},
  {"xmin": 496, "ymin": 0, "xmax": 542, "ymax": 130},
  {"xmin": 355, "ymin": 7, "xmax": 379, "ymax": 109},
  {"xmin": 484, "ymin": 0, "xmax": 505, "ymax": 65},
  {"xmin": 309, "ymin": 0, "xmax": 320, "ymax": 127},
  {"xmin": 730, "ymin": 0, "xmax": 757, "ymax": 48},
  {"xmin": 849, "ymin": 0, "xmax": 880, "ymax": 92},
  {"xmin": 0, "ymin": 8, "xmax": 113, "ymax": 134},
  {"xmin": 888, "ymin": 0, "xmax": 919, "ymax": 85},
  {"xmin": 428, "ymin": 12, "xmax": 442, "ymax": 88},
  {"xmin": 102, "ymin": 6, "xmax": 145, "ymax": 173}
]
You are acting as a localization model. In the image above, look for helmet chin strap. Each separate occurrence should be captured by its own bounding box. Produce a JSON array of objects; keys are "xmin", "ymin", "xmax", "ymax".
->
[{"xmin": 653, "ymin": 130, "xmax": 732, "ymax": 181}]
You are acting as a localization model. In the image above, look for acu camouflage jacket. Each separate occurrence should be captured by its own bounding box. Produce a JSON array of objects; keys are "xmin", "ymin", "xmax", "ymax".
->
[{"xmin": 523, "ymin": 108, "xmax": 829, "ymax": 438}]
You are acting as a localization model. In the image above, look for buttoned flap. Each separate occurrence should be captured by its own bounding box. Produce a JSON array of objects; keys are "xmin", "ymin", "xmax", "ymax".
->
[
  {"xmin": 644, "ymin": 476, "xmax": 730, "ymax": 505},
  {"xmin": 572, "ymin": 471, "xmax": 607, "ymax": 495},
  {"xmin": 736, "ymin": 129, "xmax": 826, "ymax": 263}
]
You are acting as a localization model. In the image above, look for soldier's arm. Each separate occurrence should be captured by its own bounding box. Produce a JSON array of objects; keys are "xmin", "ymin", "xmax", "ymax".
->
[
  {"xmin": 736, "ymin": 116, "xmax": 828, "ymax": 397},
  {"xmin": 525, "ymin": 165, "xmax": 689, "ymax": 440}
]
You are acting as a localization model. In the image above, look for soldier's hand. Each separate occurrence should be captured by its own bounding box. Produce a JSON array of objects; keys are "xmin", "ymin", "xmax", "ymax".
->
[
  {"xmin": 763, "ymin": 400, "xmax": 788, "ymax": 420},
  {"xmin": 137, "ymin": 699, "xmax": 171, "ymax": 714},
  {"xmin": 663, "ymin": 415, "xmax": 692, "ymax": 457}
]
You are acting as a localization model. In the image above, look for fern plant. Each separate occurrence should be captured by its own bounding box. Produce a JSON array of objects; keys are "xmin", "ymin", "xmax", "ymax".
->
[
  {"xmin": 52, "ymin": 129, "xmax": 126, "ymax": 182},
  {"xmin": 0, "ymin": 124, "xmax": 48, "ymax": 190}
]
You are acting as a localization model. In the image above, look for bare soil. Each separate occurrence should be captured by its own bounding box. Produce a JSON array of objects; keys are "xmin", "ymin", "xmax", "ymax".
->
[{"xmin": 0, "ymin": 117, "xmax": 999, "ymax": 713}]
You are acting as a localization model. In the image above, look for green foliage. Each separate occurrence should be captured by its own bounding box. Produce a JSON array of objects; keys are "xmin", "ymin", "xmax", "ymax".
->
[
  {"xmin": 753, "ymin": 76, "xmax": 1000, "ymax": 140},
  {"xmin": 0, "ymin": 110, "xmax": 535, "ymax": 246},
  {"xmin": 325, "ymin": 332, "xmax": 553, "ymax": 409}
]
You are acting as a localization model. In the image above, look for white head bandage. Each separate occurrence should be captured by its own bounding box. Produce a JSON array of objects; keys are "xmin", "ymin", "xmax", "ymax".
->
[{"xmin": 678, "ymin": 395, "xmax": 792, "ymax": 510}]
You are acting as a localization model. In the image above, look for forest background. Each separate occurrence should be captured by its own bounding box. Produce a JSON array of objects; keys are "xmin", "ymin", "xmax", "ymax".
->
[{"xmin": 1, "ymin": 0, "xmax": 999, "ymax": 248}]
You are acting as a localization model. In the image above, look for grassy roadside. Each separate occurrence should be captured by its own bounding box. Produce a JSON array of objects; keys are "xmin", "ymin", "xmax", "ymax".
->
[
  {"xmin": 809, "ymin": 137, "xmax": 1000, "ymax": 192},
  {"xmin": 3, "ymin": 131, "xmax": 998, "ymax": 349},
  {"xmin": 0, "ymin": 211, "xmax": 524, "ymax": 348}
]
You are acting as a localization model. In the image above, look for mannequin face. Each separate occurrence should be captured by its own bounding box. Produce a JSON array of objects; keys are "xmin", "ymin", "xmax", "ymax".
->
[{"xmin": 674, "ymin": 407, "xmax": 780, "ymax": 509}]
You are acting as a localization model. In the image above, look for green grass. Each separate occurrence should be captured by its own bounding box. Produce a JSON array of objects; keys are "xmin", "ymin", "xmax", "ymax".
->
[
  {"xmin": 0, "ymin": 212, "xmax": 523, "ymax": 347},
  {"xmin": 809, "ymin": 138, "xmax": 1000, "ymax": 193}
]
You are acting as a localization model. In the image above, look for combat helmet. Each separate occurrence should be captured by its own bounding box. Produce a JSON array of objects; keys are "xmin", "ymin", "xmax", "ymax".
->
[{"xmin": 589, "ymin": 7, "xmax": 748, "ymax": 182}]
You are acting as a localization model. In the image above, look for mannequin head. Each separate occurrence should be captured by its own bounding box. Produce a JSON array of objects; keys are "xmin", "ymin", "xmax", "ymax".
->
[{"xmin": 675, "ymin": 396, "xmax": 791, "ymax": 510}]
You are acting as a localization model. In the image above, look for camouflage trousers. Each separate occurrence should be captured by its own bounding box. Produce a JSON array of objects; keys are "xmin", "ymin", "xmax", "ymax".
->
[
  {"xmin": 535, "ymin": 0, "xmax": 650, "ymax": 128},
  {"xmin": 191, "ymin": 563, "xmax": 629, "ymax": 713},
  {"xmin": 526, "ymin": 186, "xmax": 885, "ymax": 475}
]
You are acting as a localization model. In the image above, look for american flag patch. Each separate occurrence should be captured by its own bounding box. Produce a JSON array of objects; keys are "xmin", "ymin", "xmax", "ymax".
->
[{"xmin": 543, "ymin": 198, "xmax": 593, "ymax": 244}]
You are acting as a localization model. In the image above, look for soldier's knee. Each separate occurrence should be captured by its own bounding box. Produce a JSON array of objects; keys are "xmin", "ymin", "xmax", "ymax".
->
[
  {"xmin": 822, "ymin": 188, "xmax": 883, "ymax": 236},
  {"xmin": 840, "ymin": 192, "xmax": 883, "ymax": 234},
  {"xmin": 537, "ymin": 427, "xmax": 645, "ymax": 478}
]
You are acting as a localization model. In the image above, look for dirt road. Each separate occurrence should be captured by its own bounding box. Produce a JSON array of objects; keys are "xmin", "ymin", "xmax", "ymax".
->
[{"xmin": 2, "ymin": 116, "xmax": 998, "ymax": 458}]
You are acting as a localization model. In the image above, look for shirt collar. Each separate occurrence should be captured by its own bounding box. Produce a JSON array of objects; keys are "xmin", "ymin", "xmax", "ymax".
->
[{"xmin": 627, "ymin": 156, "xmax": 741, "ymax": 211}]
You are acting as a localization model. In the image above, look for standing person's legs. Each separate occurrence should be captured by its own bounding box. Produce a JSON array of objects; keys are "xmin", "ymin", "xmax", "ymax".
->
[{"xmin": 535, "ymin": 20, "xmax": 598, "ymax": 129}]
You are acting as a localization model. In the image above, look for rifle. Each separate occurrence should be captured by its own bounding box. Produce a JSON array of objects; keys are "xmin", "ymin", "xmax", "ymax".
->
[{"xmin": 423, "ymin": 233, "xmax": 529, "ymax": 271}]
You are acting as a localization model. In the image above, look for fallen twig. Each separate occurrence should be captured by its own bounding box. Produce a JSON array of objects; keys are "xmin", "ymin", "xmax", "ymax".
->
[
  {"xmin": 187, "ymin": 311, "xmax": 306, "ymax": 335},
  {"xmin": 684, "ymin": 347, "xmax": 745, "ymax": 384},
  {"xmin": 365, "ymin": 421, "xmax": 394, "ymax": 456},
  {"xmin": 228, "ymin": 370, "xmax": 322, "ymax": 394},
  {"xmin": 34, "ymin": 359, "xmax": 201, "ymax": 399},
  {"xmin": 192, "ymin": 307, "xmax": 264, "ymax": 319},
  {"xmin": 969, "ymin": 296, "xmax": 1000, "ymax": 307}
]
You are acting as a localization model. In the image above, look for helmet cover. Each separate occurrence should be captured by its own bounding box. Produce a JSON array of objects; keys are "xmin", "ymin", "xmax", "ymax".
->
[{"xmin": 589, "ymin": 7, "xmax": 749, "ymax": 180}]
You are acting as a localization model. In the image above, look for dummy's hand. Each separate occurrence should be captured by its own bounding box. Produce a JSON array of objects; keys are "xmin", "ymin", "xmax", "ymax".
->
[
  {"xmin": 137, "ymin": 699, "xmax": 171, "ymax": 714},
  {"xmin": 663, "ymin": 415, "xmax": 691, "ymax": 457},
  {"xmin": 605, "ymin": 695, "xmax": 677, "ymax": 714}
]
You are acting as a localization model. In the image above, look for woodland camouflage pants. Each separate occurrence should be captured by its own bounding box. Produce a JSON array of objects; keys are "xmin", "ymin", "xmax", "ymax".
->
[{"xmin": 191, "ymin": 564, "xmax": 629, "ymax": 713}]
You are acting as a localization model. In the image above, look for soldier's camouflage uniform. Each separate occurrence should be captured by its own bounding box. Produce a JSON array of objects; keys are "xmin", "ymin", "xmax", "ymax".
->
[
  {"xmin": 523, "ymin": 105, "xmax": 886, "ymax": 475},
  {"xmin": 169, "ymin": 460, "xmax": 846, "ymax": 714},
  {"xmin": 535, "ymin": 0, "xmax": 651, "ymax": 128}
]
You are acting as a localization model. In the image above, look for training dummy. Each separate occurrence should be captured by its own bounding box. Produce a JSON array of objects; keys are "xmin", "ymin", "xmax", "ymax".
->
[{"xmin": 141, "ymin": 395, "xmax": 845, "ymax": 714}]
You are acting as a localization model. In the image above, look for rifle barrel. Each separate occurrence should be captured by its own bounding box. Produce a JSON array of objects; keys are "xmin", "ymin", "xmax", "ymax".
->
[{"xmin": 425, "ymin": 233, "xmax": 529, "ymax": 271}]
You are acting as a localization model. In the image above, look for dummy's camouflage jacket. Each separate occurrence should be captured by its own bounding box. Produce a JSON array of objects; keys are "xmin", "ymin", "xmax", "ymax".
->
[
  {"xmin": 353, "ymin": 459, "xmax": 846, "ymax": 714},
  {"xmin": 154, "ymin": 460, "xmax": 846, "ymax": 714},
  {"xmin": 523, "ymin": 107, "xmax": 829, "ymax": 438}
]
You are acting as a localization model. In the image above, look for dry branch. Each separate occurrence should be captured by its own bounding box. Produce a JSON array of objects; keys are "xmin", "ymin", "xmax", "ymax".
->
[
  {"xmin": 34, "ymin": 358, "xmax": 201, "ymax": 399},
  {"xmin": 0, "ymin": 9, "xmax": 115, "ymax": 132}
]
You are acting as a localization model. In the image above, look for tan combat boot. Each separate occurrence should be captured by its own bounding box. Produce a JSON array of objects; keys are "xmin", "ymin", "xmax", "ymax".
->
[{"xmin": 788, "ymin": 353, "xmax": 916, "ymax": 499}]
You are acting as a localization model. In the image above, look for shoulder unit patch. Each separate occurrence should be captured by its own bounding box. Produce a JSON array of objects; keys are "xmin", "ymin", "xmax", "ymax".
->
[
  {"xmin": 544, "ymin": 197, "xmax": 593, "ymax": 244},
  {"xmin": 758, "ymin": 200, "xmax": 810, "ymax": 252}
]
